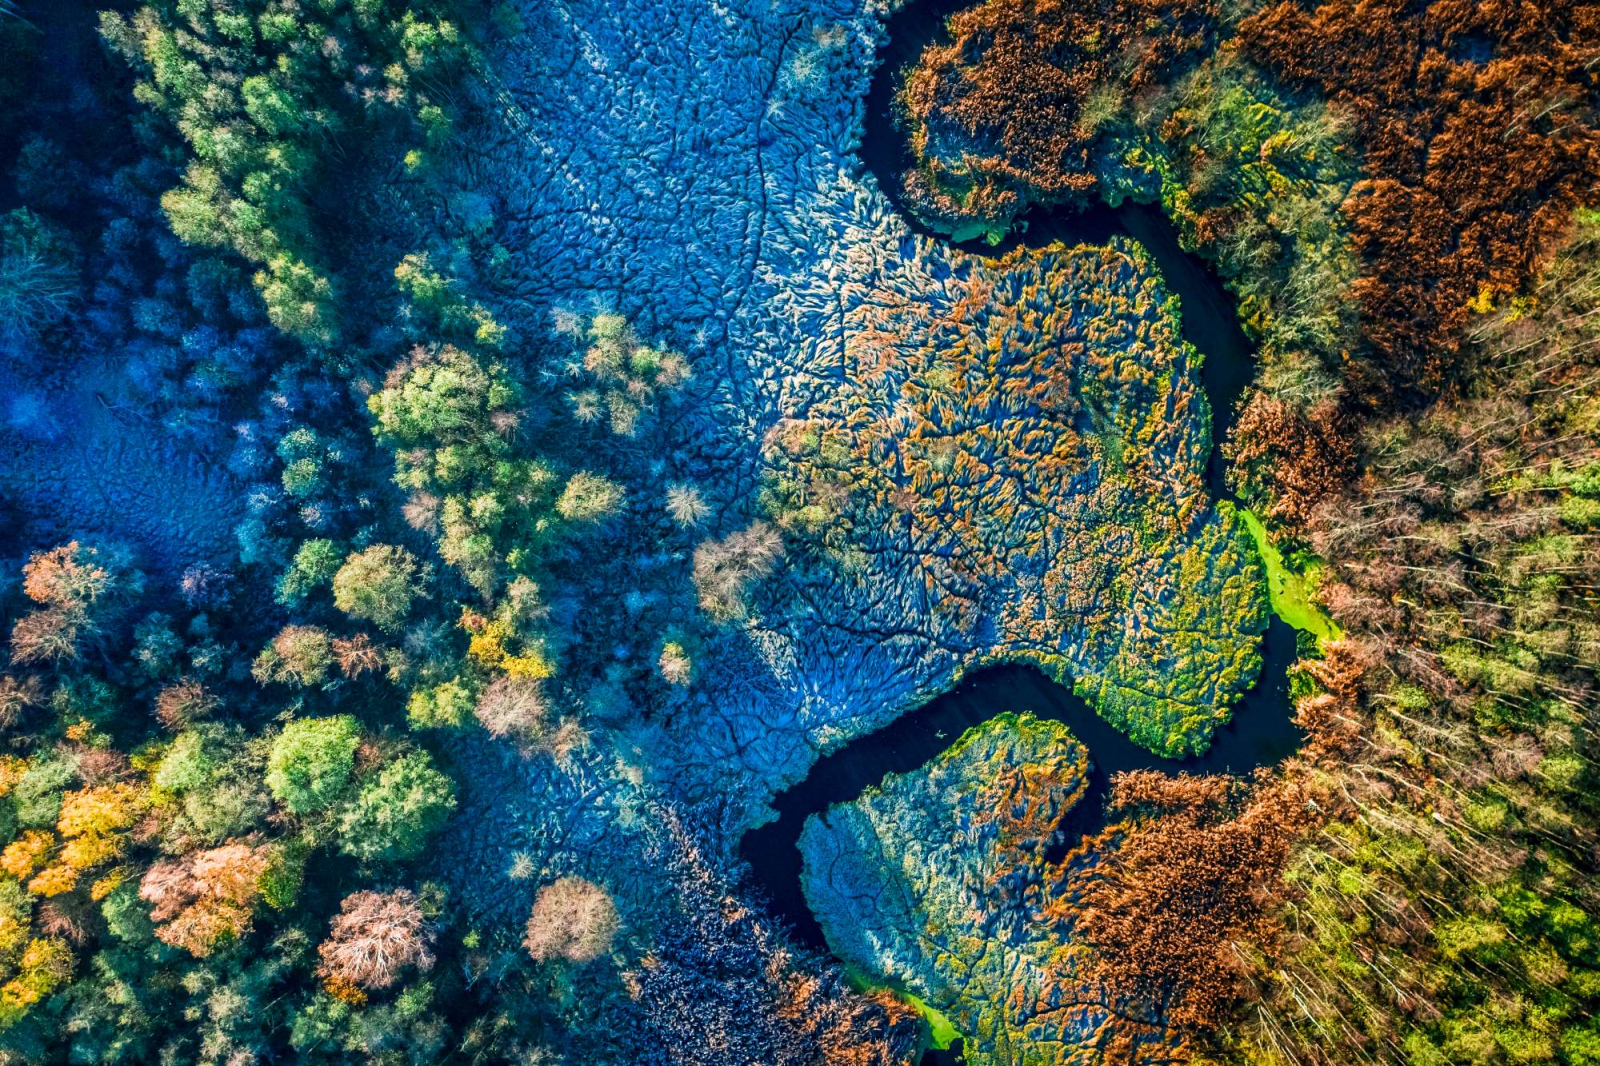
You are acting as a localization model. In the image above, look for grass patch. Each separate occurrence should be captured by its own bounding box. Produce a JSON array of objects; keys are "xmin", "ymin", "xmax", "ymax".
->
[{"xmin": 1238, "ymin": 507, "xmax": 1342, "ymax": 643}]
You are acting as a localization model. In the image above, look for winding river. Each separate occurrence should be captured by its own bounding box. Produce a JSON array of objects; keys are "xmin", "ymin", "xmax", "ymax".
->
[{"xmin": 739, "ymin": 2, "xmax": 1305, "ymax": 1059}]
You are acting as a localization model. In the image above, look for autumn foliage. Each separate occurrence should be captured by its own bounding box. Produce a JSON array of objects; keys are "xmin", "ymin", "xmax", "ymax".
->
[
  {"xmin": 1075, "ymin": 771, "xmax": 1314, "ymax": 1032},
  {"xmin": 1241, "ymin": 0, "xmax": 1600, "ymax": 398},
  {"xmin": 524, "ymin": 876, "xmax": 619, "ymax": 965},
  {"xmin": 1226, "ymin": 393, "xmax": 1355, "ymax": 525},
  {"xmin": 901, "ymin": 0, "xmax": 1215, "ymax": 230},
  {"xmin": 317, "ymin": 889, "xmax": 436, "ymax": 990},
  {"xmin": 139, "ymin": 842, "xmax": 268, "ymax": 957}
]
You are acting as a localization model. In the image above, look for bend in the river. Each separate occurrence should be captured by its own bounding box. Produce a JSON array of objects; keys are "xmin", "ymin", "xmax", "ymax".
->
[{"xmin": 739, "ymin": 0, "xmax": 1303, "ymax": 986}]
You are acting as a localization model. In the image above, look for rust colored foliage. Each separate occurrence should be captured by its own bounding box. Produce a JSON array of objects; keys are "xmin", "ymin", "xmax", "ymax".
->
[
  {"xmin": 1241, "ymin": 0, "xmax": 1600, "ymax": 398},
  {"xmin": 316, "ymin": 889, "xmax": 435, "ymax": 990},
  {"xmin": 153, "ymin": 679, "xmax": 218, "ymax": 731},
  {"xmin": 1290, "ymin": 638, "xmax": 1370, "ymax": 764},
  {"xmin": 902, "ymin": 0, "xmax": 1214, "ymax": 228},
  {"xmin": 10, "ymin": 542, "xmax": 141, "ymax": 665},
  {"xmin": 138, "ymin": 842, "xmax": 268, "ymax": 957},
  {"xmin": 1227, "ymin": 393, "xmax": 1356, "ymax": 524},
  {"xmin": 1075, "ymin": 772, "xmax": 1315, "ymax": 1032}
]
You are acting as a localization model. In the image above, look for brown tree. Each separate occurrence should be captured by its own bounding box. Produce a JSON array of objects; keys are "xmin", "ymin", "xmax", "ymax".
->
[
  {"xmin": 316, "ymin": 889, "xmax": 435, "ymax": 990},
  {"xmin": 1227, "ymin": 394, "xmax": 1356, "ymax": 525},
  {"xmin": 524, "ymin": 876, "xmax": 618, "ymax": 964},
  {"xmin": 692, "ymin": 522, "xmax": 783, "ymax": 622},
  {"xmin": 139, "ymin": 842, "xmax": 268, "ymax": 957}
]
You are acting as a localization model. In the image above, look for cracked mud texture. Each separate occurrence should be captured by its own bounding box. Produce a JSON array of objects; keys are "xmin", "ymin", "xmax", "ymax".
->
[
  {"xmin": 0, "ymin": 357, "xmax": 242, "ymax": 578},
  {"xmin": 410, "ymin": 0, "xmax": 1267, "ymax": 919},
  {"xmin": 799, "ymin": 712, "xmax": 1174, "ymax": 1064}
]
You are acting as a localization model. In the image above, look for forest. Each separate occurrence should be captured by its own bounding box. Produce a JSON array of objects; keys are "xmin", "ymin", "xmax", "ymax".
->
[{"xmin": 0, "ymin": 0, "xmax": 1596, "ymax": 1064}]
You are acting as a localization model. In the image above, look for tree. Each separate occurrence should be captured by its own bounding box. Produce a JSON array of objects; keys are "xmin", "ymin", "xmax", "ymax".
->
[
  {"xmin": 336, "ymin": 750, "xmax": 456, "ymax": 863},
  {"xmin": 524, "ymin": 877, "xmax": 618, "ymax": 964},
  {"xmin": 692, "ymin": 522, "xmax": 783, "ymax": 621},
  {"xmin": 898, "ymin": 0, "xmax": 1214, "ymax": 234},
  {"xmin": 316, "ymin": 889, "xmax": 435, "ymax": 990},
  {"xmin": 1241, "ymin": 0, "xmax": 1600, "ymax": 398},
  {"xmin": 276, "ymin": 538, "xmax": 343, "ymax": 605},
  {"xmin": 472, "ymin": 676, "xmax": 549, "ymax": 744},
  {"xmin": 0, "ymin": 208, "xmax": 77, "ymax": 341},
  {"xmin": 555, "ymin": 471, "xmax": 624, "ymax": 523},
  {"xmin": 139, "ymin": 842, "xmax": 268, "ymax": 958},
  {"xmin": 252, "ymin": 625, "xmax": 334, "ymax": 687},
  {"xmin": 332, "ymin": 544, "xmax": 420, "ymax": 631},
  {"xmin": 665, "ymin": 483, "xmax": 710, "ymax": 528},
  {"xmin": 1076, "ymin": 772, "xmax": 1313, "ymax": 1031},
  {"xmin": 154, "ymin": 680, "xmax": 219, "ymax": 731},
  {"xmin": 265, "ymin": 716, "xmax": 360, "ymax": 816},
  {"xmin": 10, "ymin": 541, "xmax": 143, "ymax": 664}
]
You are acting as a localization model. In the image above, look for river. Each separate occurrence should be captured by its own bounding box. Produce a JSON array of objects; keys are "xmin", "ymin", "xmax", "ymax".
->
[{"xmin": 739, "ymin": 2, "xmax": 1303, "ymax": 1060}]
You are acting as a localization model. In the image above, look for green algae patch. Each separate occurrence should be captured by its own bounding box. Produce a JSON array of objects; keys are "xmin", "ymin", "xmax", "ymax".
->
[
  {"xmin": 799, "ymin": 712, "xmax": 1157, "ymax": 1064},
  {"xmin": 843, "ymin": 964, "xmax": 963, "ymax": 1050},
  {"xmin": 1238, "ymin": 507, "xmax": 1342, "ymax": 642}
]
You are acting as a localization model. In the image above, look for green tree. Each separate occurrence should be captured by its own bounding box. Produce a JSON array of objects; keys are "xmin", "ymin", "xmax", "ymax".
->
[
  {"xmin": 332, "ymin": 545, "xmax": 421, "ymax": 631},
  {"xmin": 336, "ymin": 750, "xmax": 455, "ymax": 862},
  {"xmin": 265, "ymin": 716, "xmax": 360, "ymax": 816}
]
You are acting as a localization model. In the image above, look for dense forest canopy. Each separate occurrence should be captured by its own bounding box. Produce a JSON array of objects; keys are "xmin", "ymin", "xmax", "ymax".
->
[{"xmin": 0, "ymin": 0, "xmax": 1595, "ymax": 1063}]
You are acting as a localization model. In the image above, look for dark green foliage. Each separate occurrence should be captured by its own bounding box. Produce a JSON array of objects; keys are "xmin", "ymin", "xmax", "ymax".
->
[
  {"xmin": 99, "ymin": 0, "xmax": 476, "ymax": 343},
  {"xmin": 335, "ymin": 749, "xmax": 456, "ymax": 862}
]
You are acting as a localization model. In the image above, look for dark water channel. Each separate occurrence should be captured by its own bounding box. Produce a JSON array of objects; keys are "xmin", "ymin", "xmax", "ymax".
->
[{"xmin": 739, "ymin": 2, "xmax": 1302, "ymax": 1060}]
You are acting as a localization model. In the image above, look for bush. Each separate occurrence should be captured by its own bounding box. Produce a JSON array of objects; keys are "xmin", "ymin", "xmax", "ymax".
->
[
  {"xmin": 692, "ymin": 522, "xmax": 783, "ymax": 622},
  {"xmin": 524, "ymin": 877, "xmax": 618, "ymax": 964}
]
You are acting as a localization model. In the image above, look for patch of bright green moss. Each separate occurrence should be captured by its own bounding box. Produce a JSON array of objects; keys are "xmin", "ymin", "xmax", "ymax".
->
[
  {"xmin": 844, "ymin": 964, "xmax": 963, "ymax": 1050},
  {"xmin": 1238, "ymin": 507, "xmax": 1341, "ymax": 643}
]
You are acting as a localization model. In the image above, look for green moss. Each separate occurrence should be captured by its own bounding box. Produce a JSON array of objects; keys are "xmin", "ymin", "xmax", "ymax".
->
[
  {"xmin": 1238, "ymin": 507, "xmax": 1341, "ymax": 642},
  {"xmin": 843, "ymin": 964, "xmax": 964, "ymax": 1050}
]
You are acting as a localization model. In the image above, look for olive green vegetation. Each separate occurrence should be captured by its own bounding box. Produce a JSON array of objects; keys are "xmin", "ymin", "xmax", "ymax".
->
[
  {"xmin": 1236, "ymin": 507, "xmax": 1341, "ymax": 643},
  {"xmin": 1097, "ymin": 49, "xmax": 1360, "ymax": 405}
]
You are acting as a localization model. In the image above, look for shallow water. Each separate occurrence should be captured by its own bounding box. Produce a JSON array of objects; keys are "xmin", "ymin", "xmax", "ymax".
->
[{"xmin": 740, "ymin": 2, "xmax": 1303, "ymax": 1060}]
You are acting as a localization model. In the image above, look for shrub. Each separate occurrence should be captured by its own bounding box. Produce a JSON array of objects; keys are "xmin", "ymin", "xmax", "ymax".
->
[
  {"xmin": 524, "ymin": 877, "xmax": 618, "ymax": 964},
  {"xmin": 692, "ymin": 522, "xmax": 783, "ymax": 622}
]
